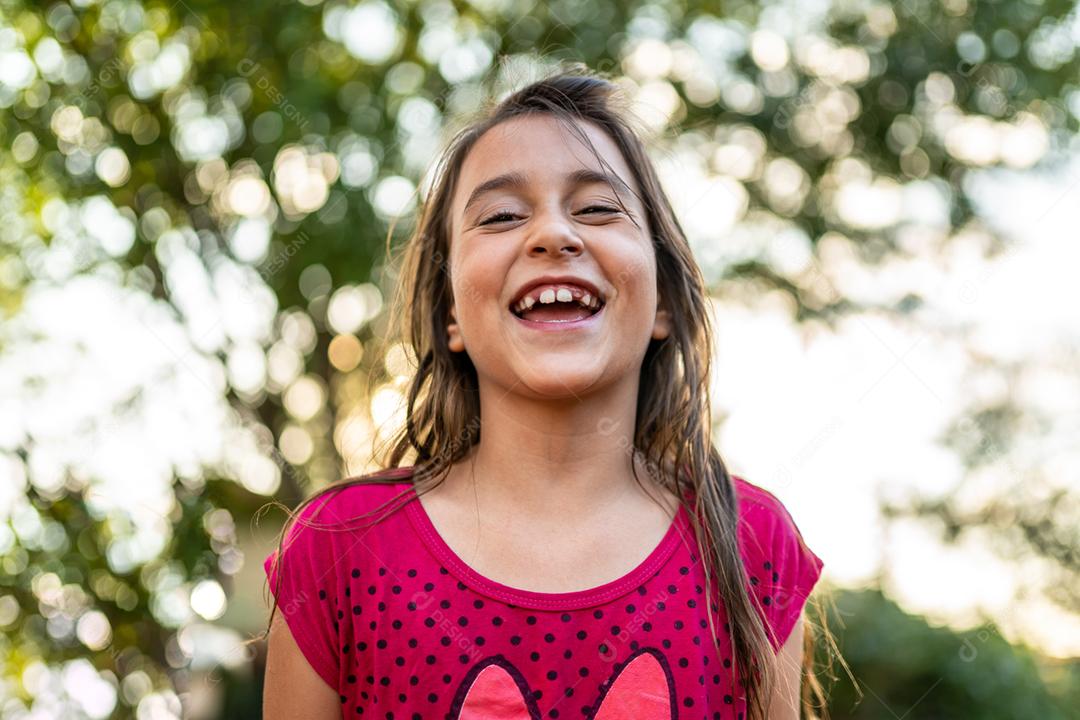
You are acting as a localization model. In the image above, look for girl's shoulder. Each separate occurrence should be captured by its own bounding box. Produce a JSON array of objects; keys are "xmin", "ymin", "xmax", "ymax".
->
[
  {"xmin": 731, "ymin": 474, "xmax": 792, "ymax": 521},
  {"xmin": 263, "ymin": 468, "xmax": 419, "ymax": 690},
  {"xmin": 291, "ymin": 466, "xmax": 418, "ymax": 523},
  {"xmin": 729, "ymin": 473, "xmax": 814, "ymax": 553},
  {"xmin": 728, "ymin": 473, "xmax": 825, "ymax": 650},
  {"xmin": 274, "ymin": 467, "xmax": 420, "ymax": 560}
]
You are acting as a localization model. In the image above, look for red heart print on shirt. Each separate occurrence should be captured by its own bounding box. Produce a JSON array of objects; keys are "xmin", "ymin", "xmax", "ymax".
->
[{"xmin": 450, "ymin": 647, "xmax": 676, "ymax": 720}]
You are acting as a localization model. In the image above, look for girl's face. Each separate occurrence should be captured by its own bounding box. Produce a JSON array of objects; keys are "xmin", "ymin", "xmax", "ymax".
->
[{"xmin": 446, "ymin": 114, "xmax": 671, "ymax": 399}]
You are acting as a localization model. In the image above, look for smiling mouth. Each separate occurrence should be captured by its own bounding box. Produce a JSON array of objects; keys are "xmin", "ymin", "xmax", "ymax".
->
[{"xmin": 509, "ymin": 295, "xmax": 604, "ymax": 323}]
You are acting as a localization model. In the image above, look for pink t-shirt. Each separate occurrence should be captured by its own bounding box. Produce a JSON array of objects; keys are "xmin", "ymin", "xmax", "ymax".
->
[{"xmin": 263, "ymin": 467, "xmax": 824, "ymax": 719}]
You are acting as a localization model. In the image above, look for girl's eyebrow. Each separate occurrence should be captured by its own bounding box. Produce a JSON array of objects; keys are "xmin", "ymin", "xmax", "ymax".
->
[{"xmin": 461, "ymin": 167, "xmax": 633, "ymax": 217}]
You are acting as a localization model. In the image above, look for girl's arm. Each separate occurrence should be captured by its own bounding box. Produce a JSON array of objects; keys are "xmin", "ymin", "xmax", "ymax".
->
[
  {"xmin": 766, "ymin": 609, "xmax": 806, "ymax": 720},
  {"xmin": 263, "ymin": 611, "xmax": 340, "ymax": 719}
]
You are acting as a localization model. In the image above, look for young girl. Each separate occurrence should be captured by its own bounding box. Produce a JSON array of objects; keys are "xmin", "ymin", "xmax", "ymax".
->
[{"xmin": 262, "ymin": 67, "xmax": 829, "ymax": 720}]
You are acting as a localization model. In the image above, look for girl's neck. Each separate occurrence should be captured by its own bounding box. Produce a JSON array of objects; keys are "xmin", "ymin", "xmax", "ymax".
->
[
  {"xmin": 464, "ymin": 443, "xmax": 642, "ymax": 517},
  {"xmin": 442, "ymin": 378, "xmax": 676, "ymax": 523}
]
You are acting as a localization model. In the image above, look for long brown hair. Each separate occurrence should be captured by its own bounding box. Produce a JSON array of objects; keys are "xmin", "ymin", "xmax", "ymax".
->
[{"xmin": 265, "ymin": 60, "xmax": 835, "ymax": 719}]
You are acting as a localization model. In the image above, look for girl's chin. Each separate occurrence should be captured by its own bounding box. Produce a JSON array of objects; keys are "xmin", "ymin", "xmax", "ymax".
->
[{"xmin": 518, "ymin": 378, "xmax": 603, "ymax": 399}]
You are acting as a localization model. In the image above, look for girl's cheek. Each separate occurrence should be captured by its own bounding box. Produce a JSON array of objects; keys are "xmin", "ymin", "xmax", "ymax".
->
[
  {"xmin": 455, "ymin": 271, "xmax": 502, "ymax": 327},
  {"xmin": 610, "ymin": 253, "xmax": 655, "ymax": 296}
]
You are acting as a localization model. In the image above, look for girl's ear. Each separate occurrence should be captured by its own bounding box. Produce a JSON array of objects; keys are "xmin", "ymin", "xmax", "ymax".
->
[
  {"xmin": 652, "ymin": 293, "xmax": 672, "ymax": 341},
  {"xmin": 447, "ymin": 304, "xmax": 466, "ymax": 352}
]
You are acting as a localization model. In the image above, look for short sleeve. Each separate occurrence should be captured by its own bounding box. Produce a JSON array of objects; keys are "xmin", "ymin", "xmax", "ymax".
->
[
  {"xmin": 263, "ymin": 494, "xmax": 342, "ymax": 690},
  {"xmin": 735, "ymin": 478, "xmax": 825, "ymax": 653}
]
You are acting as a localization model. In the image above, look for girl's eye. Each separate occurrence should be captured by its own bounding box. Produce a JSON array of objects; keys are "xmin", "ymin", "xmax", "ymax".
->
[
  {"xmin": 479, "ymin": 211, "xmax": 519, "ymax": 226},
  {"xmin": 580, "ymin": 204, "xmax": 620, "ymax": 216}
]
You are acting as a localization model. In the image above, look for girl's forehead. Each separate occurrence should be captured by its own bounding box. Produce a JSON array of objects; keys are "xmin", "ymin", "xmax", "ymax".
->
[{"xmin": 453, "ymin": 115, "xmax": 640, "ymax": 210}]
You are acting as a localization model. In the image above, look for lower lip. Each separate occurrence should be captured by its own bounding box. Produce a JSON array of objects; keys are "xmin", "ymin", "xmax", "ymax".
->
[{"xmin": 511, "ymin": 304, "xmax": 605, "ymax": 332}]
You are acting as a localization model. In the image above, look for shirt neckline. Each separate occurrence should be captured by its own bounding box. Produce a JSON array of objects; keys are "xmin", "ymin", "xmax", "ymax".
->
[{"xmin": 402, "ymin": 482, "xmax": 691, "ymax": 611}]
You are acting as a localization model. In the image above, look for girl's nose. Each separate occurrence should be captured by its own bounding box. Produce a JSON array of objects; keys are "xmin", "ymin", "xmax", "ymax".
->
[{"xmin": 525, "ymin": 212, "xmax": 584, "ymax": 257}]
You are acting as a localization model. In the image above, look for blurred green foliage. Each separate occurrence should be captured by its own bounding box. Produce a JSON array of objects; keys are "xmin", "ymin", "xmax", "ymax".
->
[{"xmin": 820, "ymin": 589, "xmax": 1080, "ymax": 719}]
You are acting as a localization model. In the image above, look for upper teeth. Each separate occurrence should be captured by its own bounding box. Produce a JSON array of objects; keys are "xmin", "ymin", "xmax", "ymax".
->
[{"xmin": 512, "ymin": 285, "xmax": 602, "ymax": 314}]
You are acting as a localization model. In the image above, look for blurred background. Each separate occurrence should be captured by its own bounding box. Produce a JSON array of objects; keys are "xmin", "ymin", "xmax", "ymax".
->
[{"xmin": 1, "ymin": 0, "xmax": 1079, "ymax": 717}]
